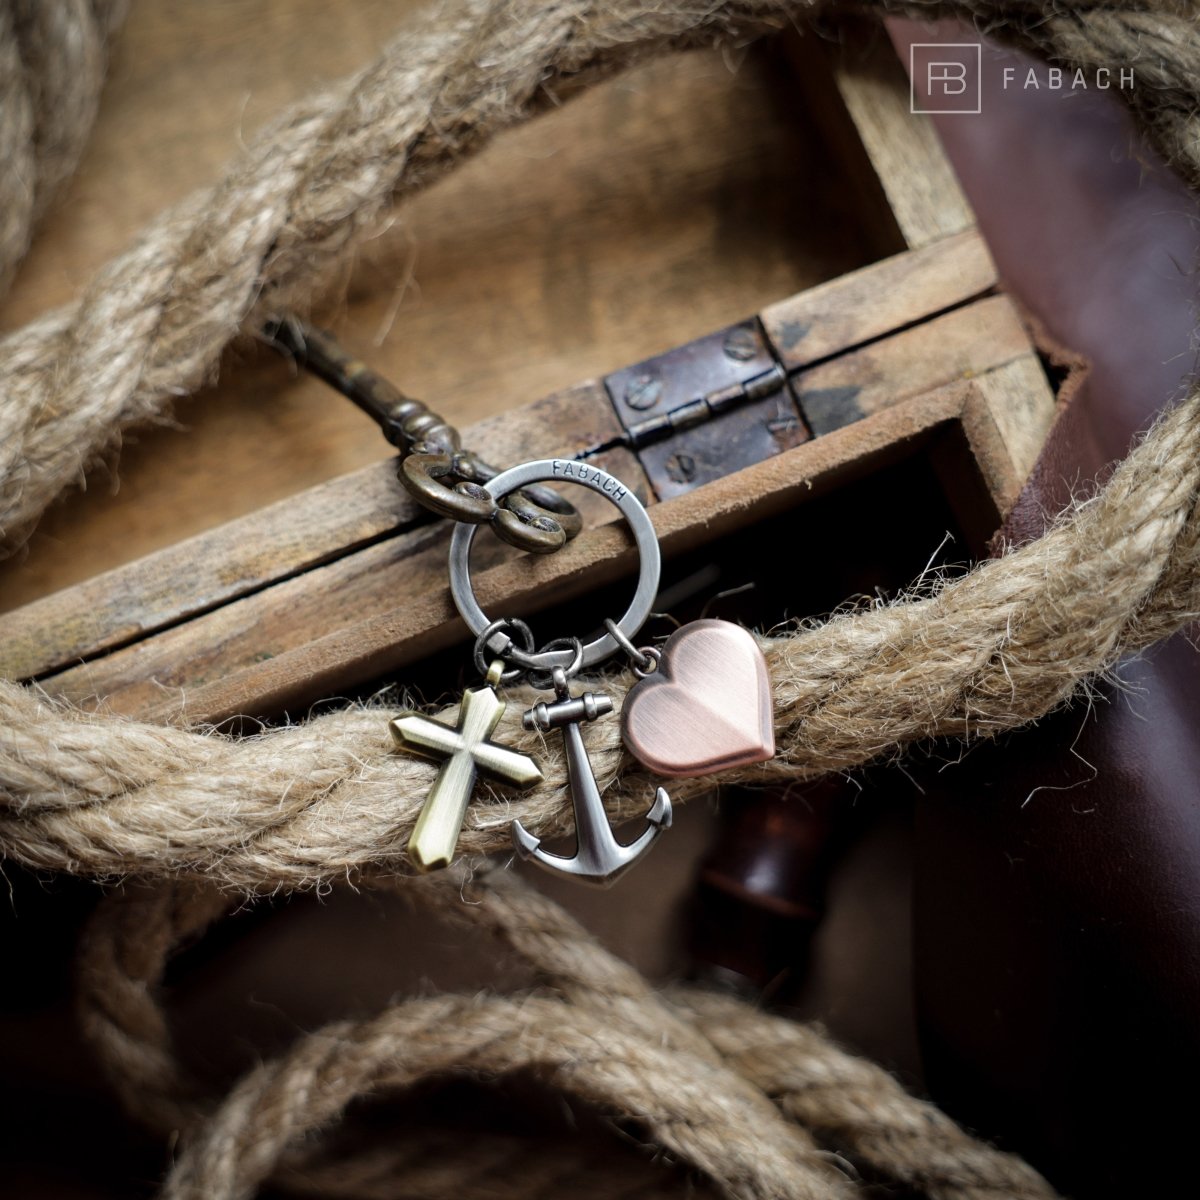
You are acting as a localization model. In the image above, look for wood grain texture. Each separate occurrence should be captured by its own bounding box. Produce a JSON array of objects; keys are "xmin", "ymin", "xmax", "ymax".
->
[
  {"xmin": 0, "ymin": 3, "xmax": 883, "ymax": 613},
  {"xmin": 782, "ymin": 23, "xmax": 971, "ymax": 255},
  {"xmin": 973, "ymin": 354, "xmax": 1061, "ymax": 481},
  {"xmin": 40, "ymin": 442, "xmax": 646, "ymax": 720},
  {"xmin": 6, "ymin": 281, "xmax": 1029, "ymax": 690},
  {"xmin": 761, "ymin": 229, "xmax": 997, "ymax": 369},
  {"xmin": 792, "ymin": 294, "xmax": 1031, "ymax": 435},
  {"xmin": 38, "ymin": 330, "xmax": 1043, "ymax": 720},
  {"xmin": 0, "ymin": 381, "xmax": 631, "ymax": 681}
]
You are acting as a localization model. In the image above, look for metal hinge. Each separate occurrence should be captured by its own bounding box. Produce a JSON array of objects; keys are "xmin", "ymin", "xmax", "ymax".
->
[
  {"xmin": 603, "ymin": 319, "xmax": 809, "ymax": 498},
  {"xmin": 620, "ymin": 361, "xmax": 789, "ymax": 450}
]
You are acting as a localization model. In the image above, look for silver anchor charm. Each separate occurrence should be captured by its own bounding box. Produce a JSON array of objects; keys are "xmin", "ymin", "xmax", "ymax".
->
[{"xmin": 512, "ymin": 667, "xmax": 671, "ymax": 886}]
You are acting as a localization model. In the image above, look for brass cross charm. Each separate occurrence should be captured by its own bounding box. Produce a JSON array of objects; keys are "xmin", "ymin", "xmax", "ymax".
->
[{"xmin": 391, "ymin": 664, "xmax": 542, "ymax": 872}]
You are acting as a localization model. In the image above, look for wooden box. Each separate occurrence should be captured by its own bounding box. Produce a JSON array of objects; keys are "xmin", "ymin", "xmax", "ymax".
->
[{"xmin": 0, "ymin": 27, "xmax": 1059, "ymax": 727}]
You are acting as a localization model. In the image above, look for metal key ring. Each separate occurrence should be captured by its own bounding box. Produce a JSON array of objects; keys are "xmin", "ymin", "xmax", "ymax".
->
[{"xmin": 449, "ymin": 458, "xmax": 660, "ymax": 672}]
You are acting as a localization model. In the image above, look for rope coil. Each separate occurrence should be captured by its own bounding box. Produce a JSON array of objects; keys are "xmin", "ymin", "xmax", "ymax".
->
[{"xmin": 78, "ymin": 868, "xmax": 1062, "ymax": 1200}]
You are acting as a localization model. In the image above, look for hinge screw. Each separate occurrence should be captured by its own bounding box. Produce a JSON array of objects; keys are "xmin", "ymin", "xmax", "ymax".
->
[
  {"xmin": 666, "ymin": 453, "xmax": 697, "ymax": 484},
  {"xmin": 624, "ymin": 372, "xmax": 664, "ymax": 411},
  {"xmin": 723, "ymin": 326, "xmax": 758, "ymax": 362}
]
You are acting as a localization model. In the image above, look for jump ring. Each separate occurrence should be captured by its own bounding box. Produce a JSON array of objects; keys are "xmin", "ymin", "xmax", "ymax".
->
[
  {"xmin": 603, "ymin": 617, "xmax": 654, "ymax": 673},
  {"xmin": 472, "ymin": 617, "xmax": 536, "ymax": 684},
  {"xmin": 632, "ymin": 646, "xmax": 661, "ymax": 680},
  {"xmin": 450, "ymin": 459, "xmax": 660, "ymax": 672},
  {"xmin": 527, "ymin": 637, "xmax": 584, "ymax": 691}
]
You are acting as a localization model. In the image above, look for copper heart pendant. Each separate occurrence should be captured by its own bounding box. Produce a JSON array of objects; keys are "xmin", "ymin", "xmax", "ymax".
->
[{"xmin": 621, "ymin": 619, "xmax": 774, "ymax": 778}]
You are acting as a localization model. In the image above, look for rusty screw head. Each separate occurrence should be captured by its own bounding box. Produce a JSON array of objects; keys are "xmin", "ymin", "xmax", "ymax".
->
[
  {"xmin": 723, "ymin": 326, "xmax": 759, "ymax": 362},
  {"xmin": 666, "ymin": 453, "xmax": 697, "ymax": 484},
  {"xmin": 624, "ymin": 371, "xmax": 664, "ymax": 411}
]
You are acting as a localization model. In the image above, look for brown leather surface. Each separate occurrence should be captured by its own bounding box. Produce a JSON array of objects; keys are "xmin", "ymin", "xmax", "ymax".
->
[
  {"xmin": 914, "ymin": 369, "xmax": 1200, "ymax": 1195},
  {"xmin": 889, "ymin": 11, "xmax": 1200, "ymax": 1189}
]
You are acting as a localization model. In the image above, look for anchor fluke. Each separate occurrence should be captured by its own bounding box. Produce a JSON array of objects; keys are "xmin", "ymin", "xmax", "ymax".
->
[
  {"xmin": 646, "ymin": 786, "xmax": 673, "ymax": 830},
  {"xmin": 510, "ymin": 818, "xmax": 543, "ymax": 860}
]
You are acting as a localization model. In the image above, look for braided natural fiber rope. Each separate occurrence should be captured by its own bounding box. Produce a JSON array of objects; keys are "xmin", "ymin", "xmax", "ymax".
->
[
  {"xmin": 167, "ymin": 994, "xmax": 845, "ymax": 1200},
  {"xmin": 0, "ymin": 0, "xmax": 1198, "ymax": 887},
  {"xmin": 77, "ymin": 868, "xmax": 1059, "ymax": 1200},
  {"xmin": 0, "ymin": 0, "xmax": 127, "ymax": 296},
  {"xmin": 75, "ymin": 886, "xmax": 715, "ymax": 1200},
  {"xmin": 5, "ymin": 393, "xmax": 1199, "ymax": 887}
]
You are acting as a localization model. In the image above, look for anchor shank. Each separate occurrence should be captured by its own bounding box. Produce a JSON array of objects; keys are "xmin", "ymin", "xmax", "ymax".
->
[{"xmin": 560, "ymin": 718, "xmax": 620, "ymax": 879}]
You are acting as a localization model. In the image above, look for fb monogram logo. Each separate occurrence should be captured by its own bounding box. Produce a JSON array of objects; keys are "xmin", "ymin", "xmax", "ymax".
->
[
  {"xmin": 927, "ymin": 61, "xmax": 967, "ymax": 96},
  {"xmin": 910, "ymin": 43, "xmax": 982, "ymax": 114}
]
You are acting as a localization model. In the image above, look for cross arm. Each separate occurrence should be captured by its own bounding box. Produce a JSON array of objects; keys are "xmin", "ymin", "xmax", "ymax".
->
[
  {"xmin": 473, "ymin": 741, "xmax": 543, "ymax": 788},
  {"xmin": 390, "ymin": 713, "xmax": 462, "ymax": 759}
]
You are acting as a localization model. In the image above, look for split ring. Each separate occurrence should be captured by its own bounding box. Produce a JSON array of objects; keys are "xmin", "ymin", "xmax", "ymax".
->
[
  {"xmin": 471, "ymin": 617, "xmax": 536, "ymax": 684},
  {"xmin": 527, "ymin": 637, "xmax": 584, "ymax": 691},
  {"xmin": 449, "ymin": 458, "xmax": 660, "ymax": 671}
]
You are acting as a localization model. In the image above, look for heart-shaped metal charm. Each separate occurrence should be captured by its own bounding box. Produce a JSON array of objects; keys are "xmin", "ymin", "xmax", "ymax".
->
[{"xmin": 621, "ymin": 619, "xmax": 774, "ymax": 778}]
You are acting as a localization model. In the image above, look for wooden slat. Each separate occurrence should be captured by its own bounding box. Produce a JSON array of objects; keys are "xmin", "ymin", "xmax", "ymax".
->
[
  {"xmin": 761, "ymin": 229, "xmax": 996, "ymax": 369},
  {"xmin": 3, "ymin": 236, "xmax": 1002, "ymax": 684},
  {"xmin": 44, "ymin": 444, "xmax": 643, "ymax": 721},
  {"xmin": 783, "ymin": 24, "xmax": 973, "ymax": 254},
  {"xmin": 0, "ymin": 382, "xmax": 631, "ymax": 682},
  {"xmin": 972, "ymin": 354, "xmax": 1060, "ymax": 482},
  {"xmin": 792, "ymin": 294, "xmax": 1030, "ymax": 434},
  {"xmin": 50, "ymin": 385, "xmax": 982, "ymax": 724},
  {"xmin": 828, "ymin": 28, "xmax": 974, "ymax": 249},
  {"xmin": 3, "ymin": 462, "xmax": 408, "ymax": 682}
]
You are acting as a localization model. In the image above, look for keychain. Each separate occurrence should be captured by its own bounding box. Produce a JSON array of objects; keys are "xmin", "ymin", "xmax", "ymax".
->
[
  {"xmin": 264, "ymin": 323, "xmax": 774, "ymax": 885},
  {"xmin": 397, "ymin": 457, "xmax": 774, "ymax": 885}
]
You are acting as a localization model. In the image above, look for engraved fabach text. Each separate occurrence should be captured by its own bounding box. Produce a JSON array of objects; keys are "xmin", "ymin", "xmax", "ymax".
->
[{"xmin": 552, "ymin": 459, "xmax": 627, "ymax": 502}]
